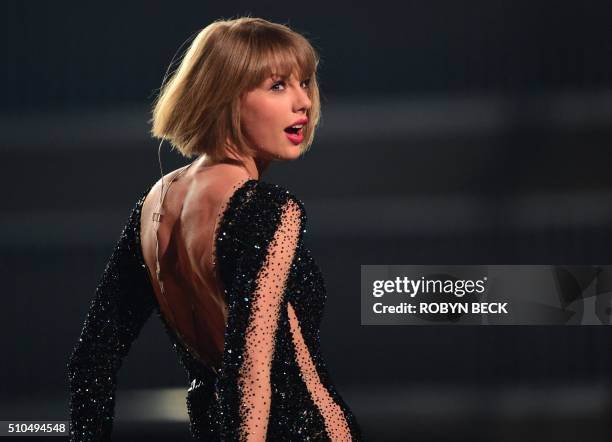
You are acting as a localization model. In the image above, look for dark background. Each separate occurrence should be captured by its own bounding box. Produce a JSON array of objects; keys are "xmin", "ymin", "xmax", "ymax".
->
[{"xmin": 4, "ymin": 1, "xmax": 612, "ymax": 441}]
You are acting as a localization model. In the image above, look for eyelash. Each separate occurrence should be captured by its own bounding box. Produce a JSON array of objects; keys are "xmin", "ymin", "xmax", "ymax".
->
[{"xmin": 271, "ymin": 79, "xmax": 310, "ymax": 91}]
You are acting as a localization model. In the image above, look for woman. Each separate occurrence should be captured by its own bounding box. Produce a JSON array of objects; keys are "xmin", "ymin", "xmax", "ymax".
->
[{"xmin": 67, "ymin": 17, "xmax": 364, "ymax": 441}]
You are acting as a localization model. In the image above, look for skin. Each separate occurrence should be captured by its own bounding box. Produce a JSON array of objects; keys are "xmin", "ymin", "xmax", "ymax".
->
[{"xmin": 199, "ymin": 70, "xmax": 312, "ymax": 180}]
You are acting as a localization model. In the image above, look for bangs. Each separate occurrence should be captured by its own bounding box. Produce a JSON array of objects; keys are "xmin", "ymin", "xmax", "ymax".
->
[{"xmin": 243, "ymin": 32, "xmax": 318, "ymax": 89}]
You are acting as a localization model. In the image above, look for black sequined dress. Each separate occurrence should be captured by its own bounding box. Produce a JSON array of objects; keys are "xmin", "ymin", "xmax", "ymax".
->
[{"xmin": 67, "ymin": 180, "xmax": 365, "ymax": 441}]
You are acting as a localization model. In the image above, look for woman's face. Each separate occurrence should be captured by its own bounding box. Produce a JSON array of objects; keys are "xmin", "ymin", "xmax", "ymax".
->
[{"xmin": 240, "ymin": 70, "xmax": 312, "ymax": 162}]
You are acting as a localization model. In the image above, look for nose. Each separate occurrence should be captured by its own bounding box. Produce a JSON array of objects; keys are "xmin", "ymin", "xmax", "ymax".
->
[{"xmin": 294, "ymin": 85, "xmax": 312, "ymax": 113}]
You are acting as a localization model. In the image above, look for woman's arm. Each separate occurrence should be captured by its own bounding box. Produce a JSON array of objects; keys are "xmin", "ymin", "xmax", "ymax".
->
[
  {"xmin": 67, "ymin": 201, "xmax": 155, "ymax": 441},
  {"xmin": 214, "ymin": 182, "xmax": 304, "ymax": 441},
  {"xmin": 236, "ymin": 199, "xmax": 301, "ymax": 440}
]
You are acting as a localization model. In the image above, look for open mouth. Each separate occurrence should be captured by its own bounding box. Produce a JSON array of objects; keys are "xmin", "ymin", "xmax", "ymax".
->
[{"xmin": 284, "ymin": 124, "xmax": 304, "ymax": 134}]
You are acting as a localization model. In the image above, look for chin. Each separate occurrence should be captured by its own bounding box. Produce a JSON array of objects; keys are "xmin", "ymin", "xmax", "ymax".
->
[
  {"xmin": 271, "ymin": 146, "xmax": 303, "ymax": 161},
  {"xmin": 283, "ymin": 148, "xmax": 303, "ymax": 161}
]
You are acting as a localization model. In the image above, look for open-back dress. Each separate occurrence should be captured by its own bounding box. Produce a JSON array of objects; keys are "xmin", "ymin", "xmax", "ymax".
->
[{"xmin": 67, "ymin": 161, "xmax": 364, "ymax": 441}]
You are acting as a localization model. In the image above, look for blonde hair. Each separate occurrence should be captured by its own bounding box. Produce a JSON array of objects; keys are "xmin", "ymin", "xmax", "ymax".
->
[{"xmin": 150, "ymin": 17, "xmax": 321, "ymax": 161}]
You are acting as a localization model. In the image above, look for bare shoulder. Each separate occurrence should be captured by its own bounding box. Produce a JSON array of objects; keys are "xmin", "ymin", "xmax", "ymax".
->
[
  {"xmin": 193, "ymin": 163, "xmax": 253, "ymax": 200},
  {"xmin": 141, "ymin": 164, "xmax": 191, "ymax": 214}
]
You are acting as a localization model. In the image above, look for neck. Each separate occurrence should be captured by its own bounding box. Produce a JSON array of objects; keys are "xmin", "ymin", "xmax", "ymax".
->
[
  {"xmin": 197, "ymin": 148, "xmax": 270, "ymax": 180},
  {"xmin": 226, "ymin": 149, "xmax": 270, "ymax": 180},
  {"xmin": 239, "ymin": 153, "xmax": 270, "ymax": 180}
]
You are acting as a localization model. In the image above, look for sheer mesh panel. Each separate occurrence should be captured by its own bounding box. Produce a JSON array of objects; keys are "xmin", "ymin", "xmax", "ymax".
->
[
  {"xmin": 288, "ymin": 302, "xmax": 353, "ymax": 441},
  {"xmin": 236, "ymin": 199, "xmax": 302, "ymax": 439}
]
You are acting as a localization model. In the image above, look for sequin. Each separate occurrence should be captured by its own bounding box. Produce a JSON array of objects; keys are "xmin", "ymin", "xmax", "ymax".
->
[{"xmin": 67, "ymin": 179, "xmax": 365, "ymax": 441}]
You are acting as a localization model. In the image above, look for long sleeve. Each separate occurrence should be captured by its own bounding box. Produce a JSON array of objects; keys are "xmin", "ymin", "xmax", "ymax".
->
[
  {"xmin": 67, "ymin": 196, "xmax": 155, "ymax": 441},
  {"xmin": 214, "ymin": 183, "xmax": 304, "ymax": 441}
]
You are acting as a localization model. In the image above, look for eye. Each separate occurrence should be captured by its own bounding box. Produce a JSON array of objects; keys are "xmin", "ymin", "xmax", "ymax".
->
[
  {"xmin": 271, "ymin": 80, "xmax": 286, "ymax": 91},
  {"xmin": 300, "ymin": 78, "xmax": 311, "ymax": 89}
]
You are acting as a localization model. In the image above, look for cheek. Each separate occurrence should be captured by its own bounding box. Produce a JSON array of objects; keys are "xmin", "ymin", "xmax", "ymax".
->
[
  {"xmin": 242, "ymin": 118, "xmax": 269, "ymax": 147},
  {"xmin": 241, "ymin": 101, "xmax": 283, "ymax": 144}
]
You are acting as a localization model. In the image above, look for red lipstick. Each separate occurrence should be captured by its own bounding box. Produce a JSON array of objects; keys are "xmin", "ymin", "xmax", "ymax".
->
[
  {"xmin": 284, "ymin": 118, "xmax": 308, "ymax": 145},
  {"xmin": 285, "ymin": 131, "xmax": 304, "ymax": 145}
]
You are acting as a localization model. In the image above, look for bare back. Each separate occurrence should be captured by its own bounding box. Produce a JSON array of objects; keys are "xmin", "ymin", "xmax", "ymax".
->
[{"xmin": 139, "ymin": 160, "xmax": 254, "ymax": 370}]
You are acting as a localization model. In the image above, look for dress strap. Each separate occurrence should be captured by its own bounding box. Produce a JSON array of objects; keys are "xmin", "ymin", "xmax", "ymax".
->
[{"xmin": 151, "ymin": 162, "xmax": 196, "ymax": 340}]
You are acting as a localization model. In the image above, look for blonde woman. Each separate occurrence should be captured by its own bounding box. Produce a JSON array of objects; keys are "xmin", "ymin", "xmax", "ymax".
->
[{"xmin": 67, "ymin": 17, "xmax": 364, "ymax": 441}]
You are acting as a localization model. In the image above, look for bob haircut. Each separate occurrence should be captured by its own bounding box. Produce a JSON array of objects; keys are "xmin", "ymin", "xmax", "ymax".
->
[{"xmin": 151, "ymin": 17, "xmax": 321, "ymax": 162}]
